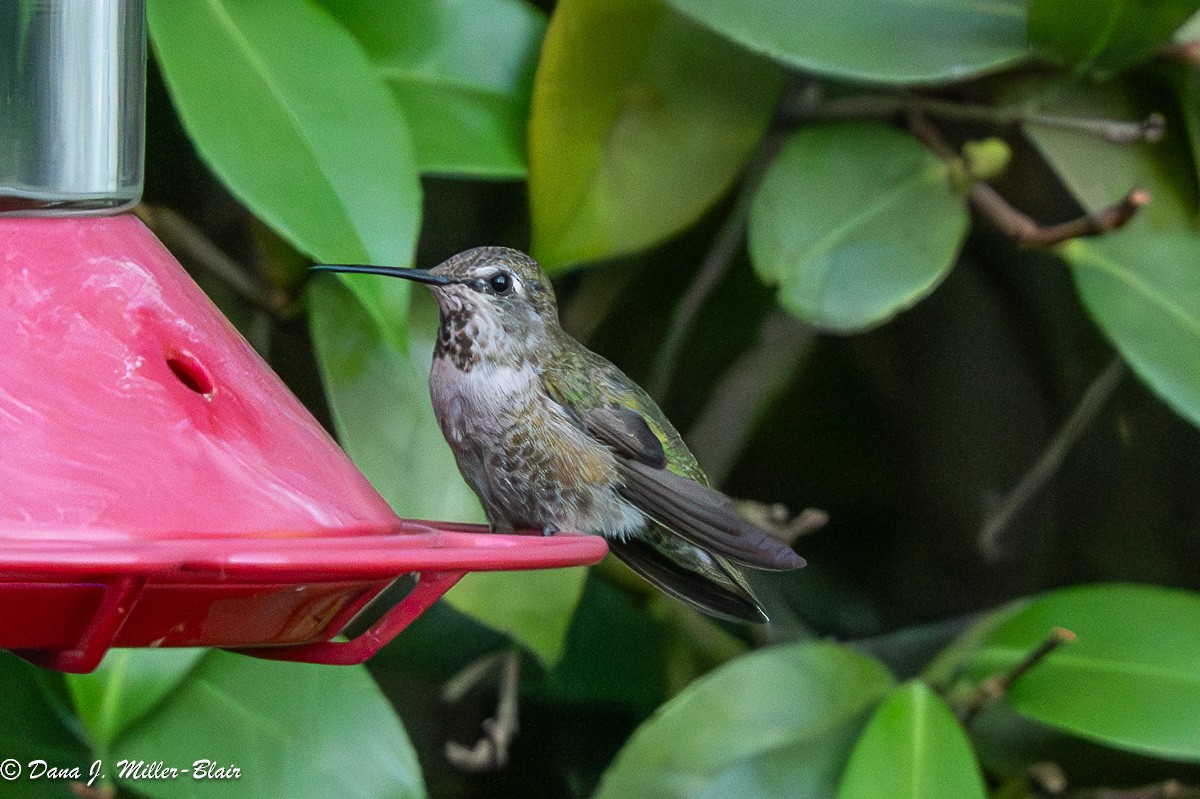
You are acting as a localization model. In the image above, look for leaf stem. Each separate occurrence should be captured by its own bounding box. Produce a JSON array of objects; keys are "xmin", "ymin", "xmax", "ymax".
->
[{"xmin": 979, "ymin": 357, "xmax": 1126, "ymax": 558}]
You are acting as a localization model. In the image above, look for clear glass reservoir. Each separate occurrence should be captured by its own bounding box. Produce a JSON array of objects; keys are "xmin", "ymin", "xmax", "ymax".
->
[{"xmin": 0, "ymin": 0, "xmax": 145, "ymax": 214}]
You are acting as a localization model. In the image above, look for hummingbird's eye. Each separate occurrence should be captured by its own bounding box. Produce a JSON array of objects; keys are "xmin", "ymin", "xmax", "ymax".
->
[{"xmin": 488, "ymin": 272, "xmax": 513, "ymax": 295}]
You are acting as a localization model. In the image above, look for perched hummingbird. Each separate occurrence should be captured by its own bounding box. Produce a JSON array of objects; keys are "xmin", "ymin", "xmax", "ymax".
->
[{"xmin": 313, "ymin": 248, "xmax": 805, "ymax": 622}]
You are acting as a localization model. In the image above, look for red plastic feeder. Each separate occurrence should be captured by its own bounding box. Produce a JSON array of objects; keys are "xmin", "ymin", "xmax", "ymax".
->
[{"xmin": 0, "ymin": 215, "xmax": 607, "ymax": 673}]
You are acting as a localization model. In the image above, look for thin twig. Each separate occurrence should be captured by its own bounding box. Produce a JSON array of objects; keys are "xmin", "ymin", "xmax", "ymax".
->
[
  {"xmin": 907, "ymin": 112, "xmax": 1149, "ymax": 247},
  {"xmin": 973, "ymin": 183, "xmax": 1149, "ymax": 246},
  {"xmin": 648, "ymin": 122, "xmax": 790, "ymax": 398},
  {"xmin": 805, "ymin": 95, "xmax": 1164, "ymax": 145},
  {"xmin": 684, "ymin": 308, "xmax": 816, "ymax": 485},
  {"xmin": 961, "ymin": 627, "xmax": 1076, "ymax": 724},
  {"xmin": 1030, "ymin": 761, "xmax": 1070, "ymax": 796},
  {"xmin": 1034, "ymin": 766, "xmax": 1200, "ymax": 799},
  {"xmin": 440, "ymin": 650, "xmax": 508, "ymax": 703},
  {"xmin": 1160, "ymin": 39, "xmax": 1200, "ymax": 67},
  {"xmin": 737, "ymin": 501, "xmax": 829, "ymax": 545},
  {"xmin": 559, "ymin": 264, "xmax": 637, "ymax": 345},
  {"xmin": 444, "ymin": 649, "xmax": 521, "ymax": 772},
  {"xmin": 135, "ymin": 203, "xmax": 290, "ymax": 316},
  {"xmin": 922, "ymin": 98, "xmax": 1163, "ymax": 145},
  {"xmin": 980, "ymin": 357, "xmax": 1125, "ymax": 558},
  {"xmin": 1070, "ymin": 779, "xmax": 1200, "ymax": 799}
]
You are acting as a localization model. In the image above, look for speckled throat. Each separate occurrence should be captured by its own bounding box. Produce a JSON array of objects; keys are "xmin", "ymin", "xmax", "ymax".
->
[{"xmin": 434, "ymin": 303, "xmax": 479, "ymax": 371}]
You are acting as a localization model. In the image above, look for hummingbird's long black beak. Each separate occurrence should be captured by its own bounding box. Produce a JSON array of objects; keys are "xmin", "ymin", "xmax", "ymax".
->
[{"xmin": 310, "ymin": 264, "xmax": 451, "ymax": 286}]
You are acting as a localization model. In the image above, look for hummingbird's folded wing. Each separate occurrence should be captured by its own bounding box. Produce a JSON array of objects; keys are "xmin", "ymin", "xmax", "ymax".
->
[
  {"xmin": 608, "ymin": 533, "xmax": 768, "ymax": 623},
  {"xmin": 615, "ymin": 460, "xmax": 806, "ymax": 571},
  {"xmin": 583, "ymin": 406, "xmax": 667, "ymax": 467},
  {"xmin": 584, "ymin": 407, "xmax": 806, "ymax": 572}
]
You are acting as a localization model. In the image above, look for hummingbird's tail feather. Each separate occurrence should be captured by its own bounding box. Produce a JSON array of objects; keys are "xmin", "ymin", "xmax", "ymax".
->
[
  {"xmin": 614, "ymin": 460, "xmax": 806, "ymax": 571},
  {"xmin": 609, "ymin": 529, "xmax": 769, "ymax": 624}
]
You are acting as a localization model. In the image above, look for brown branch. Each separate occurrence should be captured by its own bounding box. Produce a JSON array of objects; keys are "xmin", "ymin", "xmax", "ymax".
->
[
  {"xmin": 737, "ymin": 501, "xmax": 829, "ymax": 545},
  {"xmin": 1069, "ymin": 779, "xmax": 1200, "ymax": 799},
  {"xmin": 972, "ymin": 183, "xmax": 1150, "ymax": 247},
  {"xmin": 1030, "ymin": 761, "xmax": 1070, "ymax": 796},
  {"xmin": 683, "ymin": 308, "xmax": 816, "ymax": 485},
  {"xmin": 1031, "ymin": 765, "xmax": 1200, "ymax": 799},
  {"xmin": 961, "ymin": 627, "xmax": 1076, "ymax": 724},
  {"xmin": 1159, "ymin": 39, "xmax": 1200, "ymax": 67},
  {"xmin": 443, "ymin": 649, "xmax": 521, "ymax": 772},
  {"xmin": 135, "ymin": 203, "xmax": 291, "ymax": 316},
  {"xmin": 648, "ymin": 79, "xmax": 808, "ymax": 398},
  {"xmin": 907, "ymin": 111, "xmax": 1149, "ymax": 248},
  {"xmin": 980, "ymin": 357, "xmax": 1125, "ymax": 558},
  {"xmin": 805, "ymin": 94, "xmax": 1164, "ymax": 145}
]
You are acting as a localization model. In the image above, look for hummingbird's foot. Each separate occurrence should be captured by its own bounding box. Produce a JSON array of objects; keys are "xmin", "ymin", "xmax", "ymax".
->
[{"xmin": 541, "ymin": 524, "xmax": 559, "ymax": 537}]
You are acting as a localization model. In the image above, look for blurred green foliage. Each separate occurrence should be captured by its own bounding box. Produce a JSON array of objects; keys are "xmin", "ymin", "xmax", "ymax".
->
[{"xmin": 6, "ymin": 0, "xmax": 1200, "ymax": 797}]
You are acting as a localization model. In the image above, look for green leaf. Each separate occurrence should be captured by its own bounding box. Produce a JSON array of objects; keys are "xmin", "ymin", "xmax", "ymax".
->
[
  {"xmin": 0, "ymin": 653, "xmax": 91, "ymax": 799},
  {"xmin": 112, "ymin": 651, "xmax": 425, "ymax": 798},
  {"xmin": 594, "ymin": 641, "xmax": 895, "ymax": 799},
  {"xmin": 1178, "ymin": 10, "xmax": 1200, "ymax": 39},
  {"xmin": 442, "ymin": 568, "xmax": 588, "ymax": 667},
  {"xmin": 319, "ymin": 0, "xmax": 545, "ymax": 178},
  {"xmin": 963, "ymin": 584, "xmax": 1200, "ymax": 761},
  {"xmin": 528, "ymin": 0, "xmax": 781, "ymax": 270},
  {"xmin": 1028, "ymin": 0, "xmax": 1200, "ymax": 77},
  {"xmin": 836, "ymin": 682, "xmax": 987, "ymax": 799},
  {"xmin": 748, "ymin": 123, "xmax": 970, "ymax": 332},
  {"xmin": 65, "ymin": 649, "xmax": 205, "ymax": 748},
  {"xmin": 539, "ymin": 574, "xmax": 667, "ymax": 711},
  {"xmin": 147, "ymin": 0, "xmax": 421, "ymax": 349},
  {"xmin": 308, "ymin": 278, "xmax": 586, "ymax": 666},
  {"xmin": 666, "ymin": 0, "xmax": 1028, "ymax": 85},
  {"xmin": 1063, "ymin": 230, "xmax": 1200, "ymax": 430},
  {"xmin": 1177, "ymin": 66, "xmax": 1200, "ymax": 198},
  {"xmin": 308, "ymin": 280, "xmax": 483, "ymax": 524},
  {"xmin": 1016, "ymin": 78, "xmax": 1196, "ymax": 233}
]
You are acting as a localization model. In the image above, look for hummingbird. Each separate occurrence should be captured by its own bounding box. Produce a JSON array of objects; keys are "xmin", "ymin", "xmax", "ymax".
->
[{"xmin": 312, "ymin": 247, "xmax": 806, "ymax": 622}]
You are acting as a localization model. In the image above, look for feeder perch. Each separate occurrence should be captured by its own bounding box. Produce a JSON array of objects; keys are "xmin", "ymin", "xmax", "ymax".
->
[{"xmin": 0, "ymin": 0, "xmax": 607, "ymax": 674}]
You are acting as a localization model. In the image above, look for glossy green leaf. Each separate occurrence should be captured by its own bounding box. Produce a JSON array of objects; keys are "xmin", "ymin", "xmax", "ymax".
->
[
  {"xmin": 667, "ymin": 0, "xmax": 1028, "ymax": 85},
  {"xmin": 1016, "ymin": 79, "xmax": 1196, "ymax": 233},
  {"xmin": 836, "ymin": 682, "xmax": 987, "ymax": 799},
  {"xmin": 319, "ymin": 0, "xmax": 545, "ymax": 177},
  {"xmin": 748, "ymin": 123, "xmax": 970, "ymax": 332},
  {"xmin": 443, "ymin": 568, "xmax": 588, "ymax": 667},
  {"xmin": 528, "ymin": 0, "xmax": 781, "ymax": 270},
  {"xmin": 1064, "ymin": 231, "xmax": 1200, "ymax": 429},
  {"xmin": 112, "ymin": 651, "xmax": 425, "ymax": 798},
  {"xmin": 147, "ymin": 0, "xmax": 421, "ymax": 349},
  {"xmin": 1028, "ymin": 0, "xmax": 1200, "ymax": 77},
  {"xmin": 1178, "ymin": 66, "xmax": 1200, "ymax": 198},
  {"xmin": 0, "ymin": 653, "xmax": 91, "ymax": 799},
  {"xmin": 65, "ymin": 649, "xmax": 205, "ymax": 747},
  {"xmin": 1178, "ymin": 9, "xmax": 1200, "ymax": 39},
  {"xmin": 308, "ymin": 278, "xmax": 586, "ymax": 666},
  {"xmin": 594, "ymin": 642, "xmax": 895, "ymax": 799},
  {"xmin": 963, "ymin": 584, "xmax": 1200, "ymax": 760},
  {"xmin": 309, "ymin": 280, "xmax": 483, "ymax": 524}
]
